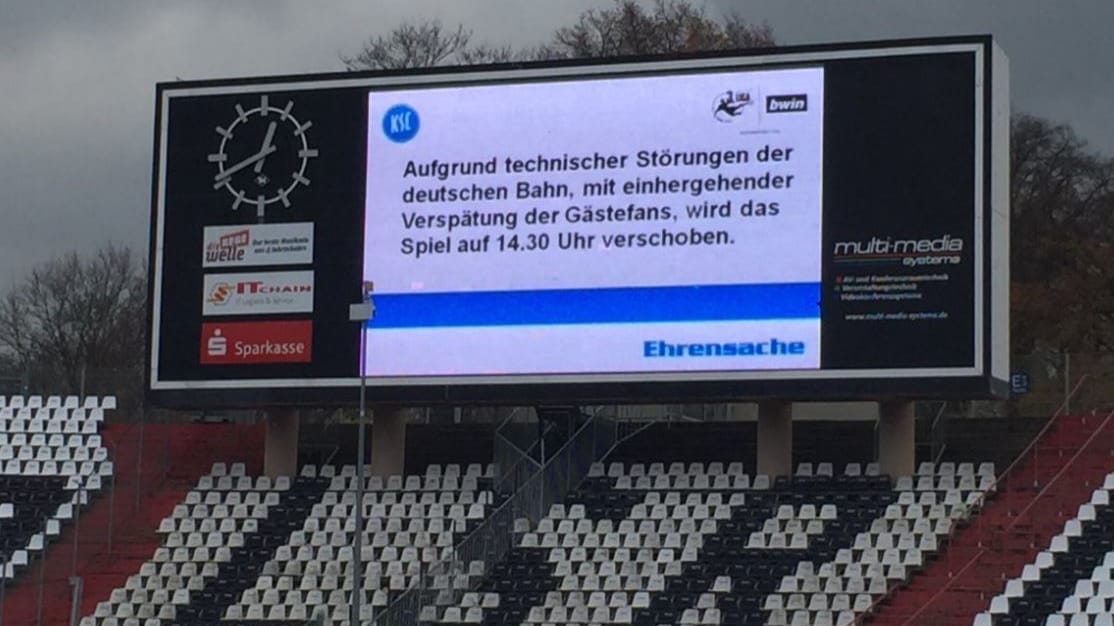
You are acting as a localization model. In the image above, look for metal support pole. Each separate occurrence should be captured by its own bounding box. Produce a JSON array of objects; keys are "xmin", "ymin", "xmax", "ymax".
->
[
  {"xmin": 68, "ymin": 576, "xmax": 83, "ymax": 626},
  {"xmin": 353, "ymin": 325, "xmax": 367, "ymax": 626},
  {"xmin": 135, "ymin": 404, "xmax": 145, "ymax": 513},
  {"xmin": 71, "ymin": 489, "xmax": 81, "ymax": 578},
  {"xmin": 1064, "ymin": 352, "xmax": 1072, "ymax": 414},
  {"xmin": 36, "ymin": 542, "xmax": 46, "ymax": 626},
  {"xmin": 349, "ymin": 283, "xmax": 374, "ymax": 626},
  {"xmin": 0, "ymin": 559, "xmax": 7, "ymax": 626},
  {"xmin": 108, "ymin": 478, "xmax": 116, "ymax": 554}
]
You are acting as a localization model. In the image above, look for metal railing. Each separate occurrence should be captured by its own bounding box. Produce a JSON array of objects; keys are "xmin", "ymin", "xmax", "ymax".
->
[
  {"xmin": 377, "ymin": 414, "xmax": 621, "ymax": 626},
  {"xmin": 901, "ymin": 404, "xmax": 1113, "ymax": 625},
  {"xmin": 856, "ymin": 374, "xmax": 1094, "ymax": 625}
]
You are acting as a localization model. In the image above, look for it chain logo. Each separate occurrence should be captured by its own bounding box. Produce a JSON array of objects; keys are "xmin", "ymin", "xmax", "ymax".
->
[
  {"xmin": 201, "ymin": 271, "xmax": 314, "ymax": 316},
  {"xmin": 201, "ymin": 321, "xmax": 312, "ymax": 365},
  {"xmin": 206, "ymin": 279, "xmax": 310, "ymax": 306}
]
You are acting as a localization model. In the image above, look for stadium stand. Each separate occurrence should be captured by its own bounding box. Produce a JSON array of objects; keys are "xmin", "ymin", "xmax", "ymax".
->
[
  {"xmin": 0, "ymin": 418, "xmax": 266, "ymax": 626},
  {"xmin": 80, "ymin": 462, "xmax": 497, "ymax": 626},
  {"xmin": 431, "ymin": 459, "xmax": 992, "ymax": 626},
  {"xmin": 4, "ymin": 409, "xmax": 1092, "ymax": 626},
  {"xmin": 869, "ymin": 412, "xmax": 1114, "ymax": 626},
  {"xmin": 974, "ymin": 472, "xmax": 1114, "ymax": 626},
  {"xmin": 0, "ymin": 395, "xmax": 114, "ymax": 580}
]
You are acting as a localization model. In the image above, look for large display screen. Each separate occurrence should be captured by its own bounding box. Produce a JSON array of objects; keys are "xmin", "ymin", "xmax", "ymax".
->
[
  {"xmin": 147, "ymin": 37, "xmax": 1010, "ymax": 407},
  {"xmin": 363, "ymin": 68, "xmax": 824, "ymax": 377}
]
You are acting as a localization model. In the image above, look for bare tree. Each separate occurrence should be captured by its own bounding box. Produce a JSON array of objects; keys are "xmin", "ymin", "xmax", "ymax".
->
[
  {"xmin": 549, "ymin": 0, "xmax": 774, "ymax": 58},
  {"xmin": 0, "ymin": 243, "xmax": 146, "ymax": 395},
  {"xmin": 342, "ymin": 21, "xmax": 475, "ymax": 70},
  {"xmin": 342, "ymin": 1, "xmax": 773, "ymax": 71},
  {"xmin": 1009, "ymin": 113, "xmax": 1114, "ymax": 354}
]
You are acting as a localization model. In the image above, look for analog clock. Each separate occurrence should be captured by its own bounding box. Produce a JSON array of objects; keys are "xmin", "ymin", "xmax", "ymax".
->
[{"xmin": 207, "ymin": 95, "xmax": 318, "ymax": 219}]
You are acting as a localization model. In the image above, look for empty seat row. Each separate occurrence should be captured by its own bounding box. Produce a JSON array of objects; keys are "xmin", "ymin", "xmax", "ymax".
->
[
  {"xmin": 0, "ymin": 395, "xmax": 114, "ymax": 409},
  {"xmin": 975, "ymin": 472, "xmax": 1114, "ymax": 626}
]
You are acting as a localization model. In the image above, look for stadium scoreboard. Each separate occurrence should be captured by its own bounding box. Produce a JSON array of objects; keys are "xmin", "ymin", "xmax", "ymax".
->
[{"xmin": 147, "ymin": 36, "xmax": 1010, "ymax": 407}]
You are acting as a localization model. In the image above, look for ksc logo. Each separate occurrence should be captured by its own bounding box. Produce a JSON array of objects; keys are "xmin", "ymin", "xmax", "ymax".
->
[
  {"xmin": 712, "ymin": 90, "xmax": 752, "ymax": 122},
  {"xmin": 382, "ymin": 104, "xmax": 419, "ymax": 143}
]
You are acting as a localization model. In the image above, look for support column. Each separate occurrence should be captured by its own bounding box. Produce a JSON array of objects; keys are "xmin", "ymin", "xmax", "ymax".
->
[
  {"xmin": 264, "ymin": 407, "xmax": 300, "ymax": 479},
  {"xmin": 757, "ymin": 400, "xmax": 793, "ymax": 478},
  {"xmin": 878, "ymin": 400, "xmax": 916, "ymax": 478},
  {"xmin": 370, "ymin": 406, "xmax": 408, "ymax": 477}
]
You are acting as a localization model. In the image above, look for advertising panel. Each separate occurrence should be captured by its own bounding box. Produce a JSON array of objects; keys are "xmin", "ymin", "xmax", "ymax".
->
[
  {"xmin": 202, "ymin": 222, "xmax": 313, "ymax": 268},
  {"xmin": 147, "ymin": 36, "xmax": 1010, "ymax": 407},
  {"xmin": 200, "ymin": 321, "xmax": 312, "ymax": 365},
  {"xmin": 201, "ymin": 271, "xmax": 314, "ymax": 316}
]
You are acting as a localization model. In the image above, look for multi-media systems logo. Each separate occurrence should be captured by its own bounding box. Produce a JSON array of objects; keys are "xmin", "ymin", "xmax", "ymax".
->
[
  {"xmin": 200, "ymin": 321, "xmax": 312, "ymax": 364},
  {"xmin": 201, "ymin": 271, "xmax": 314, "ymax": 316},
  {"xmin": 833, "ymin": 234, "xmax": 964, "ymax": 267}
]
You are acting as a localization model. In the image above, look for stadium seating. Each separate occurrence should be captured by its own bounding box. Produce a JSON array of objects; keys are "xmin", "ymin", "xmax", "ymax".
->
[
  {"xmin": 0, "ymin": 395, "xmax": 114, "ymax": 580},
  {"xmin": 432, "ymin": 459, "xmax": 994, "ymax": 626},
  {"xmin": 974, "ymin": 471, "xmax": 1114, "ymax": 626},
  {"xmin": 81, "ymin": 462, "xmax": 496, "ymax": 626}
]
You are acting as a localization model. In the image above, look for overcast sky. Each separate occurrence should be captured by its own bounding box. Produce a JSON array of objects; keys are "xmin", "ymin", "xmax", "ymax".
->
[{"xmin": 1, "ymin": 0, "xmax": 1111, "ymax": 286}]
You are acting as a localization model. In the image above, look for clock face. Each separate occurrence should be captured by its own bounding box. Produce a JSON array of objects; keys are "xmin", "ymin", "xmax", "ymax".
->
[{"xmin": 207, "ymin": 95, "xmax": 318, "ymax": 219}]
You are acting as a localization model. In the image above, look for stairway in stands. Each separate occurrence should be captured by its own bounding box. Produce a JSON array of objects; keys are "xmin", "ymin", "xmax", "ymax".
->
[
  {"xmin": 0, "ymin": 423, "xmax": 264, "ymax": 626},
  {"xmin": 868, "ymin": 413, "xmax": 1114, "ymax": 626}
]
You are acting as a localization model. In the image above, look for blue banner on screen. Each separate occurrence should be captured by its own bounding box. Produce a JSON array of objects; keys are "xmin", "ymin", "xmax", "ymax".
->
[
  {"xmin": 363, "ymin": 66, "xmax": 825, "ymax": 376},
  {"xmin": 371, "ymin": 283, "xmax": 819, "ymax": 328}
]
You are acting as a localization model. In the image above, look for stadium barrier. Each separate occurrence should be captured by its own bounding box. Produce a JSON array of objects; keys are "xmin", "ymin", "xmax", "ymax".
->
[{"xmin": 375, "ymin": 413, "xmax": 623, "ymax": 626}]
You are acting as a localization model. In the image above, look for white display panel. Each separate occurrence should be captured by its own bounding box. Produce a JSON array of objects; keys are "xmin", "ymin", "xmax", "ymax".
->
[{"xmin": 362, "ymin": 67, "xmax": 825, "ymax": 378}]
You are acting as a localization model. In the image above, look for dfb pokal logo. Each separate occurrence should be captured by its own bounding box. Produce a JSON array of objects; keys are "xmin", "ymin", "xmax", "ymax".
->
[{"xmin": 713, "ymin": 89, "xmax": 753, "ymax": 123}]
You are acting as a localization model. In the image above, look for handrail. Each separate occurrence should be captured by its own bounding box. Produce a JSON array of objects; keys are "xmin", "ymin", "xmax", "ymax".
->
[
  {"xmin": 378, "ymin": 412, "xmax": 616, "ymax": 625},
  {"xmin": 930, "ymin": 401, "xmax": 949, "ymax": 464},
  {"xmin": 1006, "ymin": 409, "xmax": 1113, "ymax": 530},
  {"xmin": 894, "ymin": 381, "xmax": 1101, "ymax": 626},
  {"xmin": 930, "ymin": 401, "xmax": 949, "ymax": 430},
  {"xmin": 858, "ymin": 374, "xmax": 1091, "ymax": 626},
  {"xmin": 901, "ymin": 407, "xmax": 1112, "ymax": 626},
  {"xmin": 494, "ymin": 406, "xmax": 526, "ymax": 432}
]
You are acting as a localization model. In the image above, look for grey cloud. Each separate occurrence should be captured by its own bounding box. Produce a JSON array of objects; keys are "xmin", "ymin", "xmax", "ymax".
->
[
  {"xmin": 1, "ymin": 0, "xmax": 1111, "ymax": 289},
  {"xmin": 709, "ymin": 0, "xmax": 1114, "ymax": 152}
]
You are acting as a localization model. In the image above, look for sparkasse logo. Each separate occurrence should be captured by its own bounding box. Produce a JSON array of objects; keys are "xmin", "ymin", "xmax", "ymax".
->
[
  {"xmin": 201, "ymin": 271, "xmax": 314, "ymax": 316},
  {"xmin": 200, "ymin": 321, "xmax": 312, "ymax": 365}
]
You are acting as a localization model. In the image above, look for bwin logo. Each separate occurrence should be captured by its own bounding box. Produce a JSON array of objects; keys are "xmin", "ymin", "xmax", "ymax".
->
[
  {"xmin": 766, "ymin": 94, "xmax": 808, "ymax": 113},
  {"xmin": 383, "ymin": 104, "xmax": 420, "ymax": 143}
]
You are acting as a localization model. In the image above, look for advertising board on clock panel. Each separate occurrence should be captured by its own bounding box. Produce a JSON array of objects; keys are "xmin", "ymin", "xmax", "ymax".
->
[{"xmin": 148, "ymin": 36, "xmax": 1009, "ymax": 408}]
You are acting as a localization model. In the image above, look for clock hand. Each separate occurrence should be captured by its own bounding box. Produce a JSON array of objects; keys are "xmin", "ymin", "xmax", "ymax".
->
[
  {"xmin": 254, "ymin": 121, "xmax": 278, "ymax": 173},
  {"xmin": 212, "ymin": 145, "xmax": 277, "ymax": 187}
]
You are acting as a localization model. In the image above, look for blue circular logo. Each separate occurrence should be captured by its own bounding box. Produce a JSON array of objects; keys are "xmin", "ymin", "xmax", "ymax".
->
[{"xmin": 382, "ymin": 104, "xmax": 420, "ymax": 143}]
